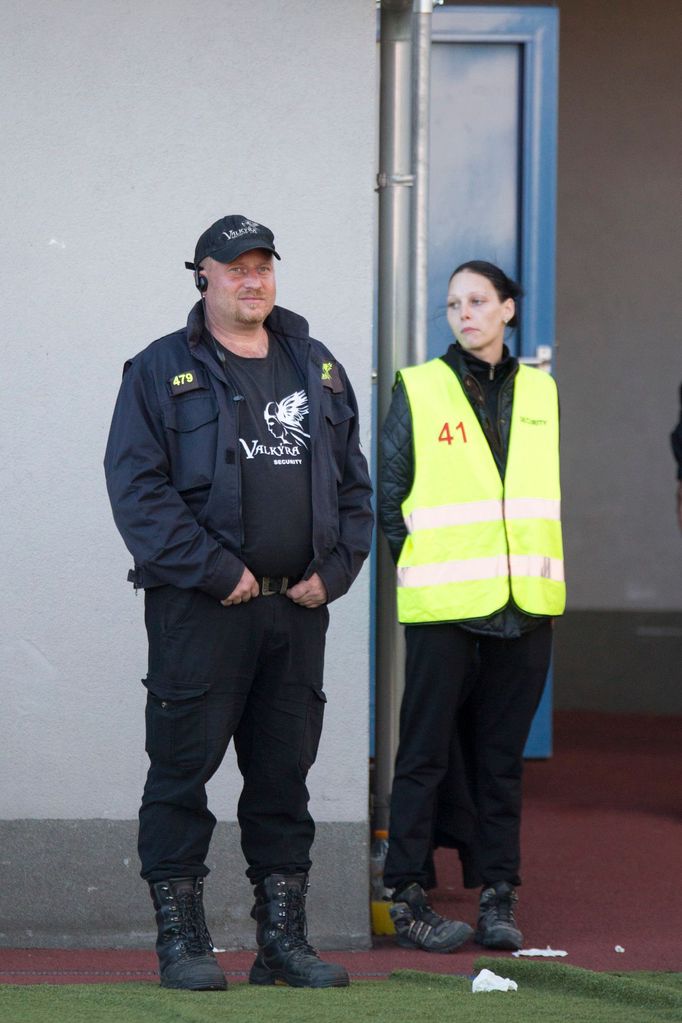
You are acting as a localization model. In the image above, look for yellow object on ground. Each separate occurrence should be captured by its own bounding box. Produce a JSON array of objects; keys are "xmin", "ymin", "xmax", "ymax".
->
[{"xmin": 371, "ymin": 899, "xmax": 395, "ymax": 935}]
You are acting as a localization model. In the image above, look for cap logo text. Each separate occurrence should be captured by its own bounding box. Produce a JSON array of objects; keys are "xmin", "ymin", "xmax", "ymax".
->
[{"xmin": 221, "ymin": 219, "xmax": 262, "ymax": 242}]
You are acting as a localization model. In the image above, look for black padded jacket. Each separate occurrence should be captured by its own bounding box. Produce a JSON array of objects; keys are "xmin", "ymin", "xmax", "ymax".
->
[{"xmin": 104, "ymin": 301, "xmax": 373, "ymax": 603}]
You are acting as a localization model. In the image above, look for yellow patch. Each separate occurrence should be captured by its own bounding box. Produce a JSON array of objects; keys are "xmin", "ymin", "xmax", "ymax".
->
[{"xmin": 321, "ymin": 362, "xmax": 333, "ymax": 381}]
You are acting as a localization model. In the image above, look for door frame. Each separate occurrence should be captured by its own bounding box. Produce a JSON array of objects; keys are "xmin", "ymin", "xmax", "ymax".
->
[
  {"xmin": 432, "ymin": 5, "xmax": 559, "ymax": 359},
  {"xmin": 431, "ymin": 6, "xmax": 559, "ymax": 756}
]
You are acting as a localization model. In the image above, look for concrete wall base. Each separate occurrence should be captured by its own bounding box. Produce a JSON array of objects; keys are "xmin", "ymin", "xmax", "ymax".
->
[
  {"xmin": 0, "ymin": 820, "xmax": 370, "ymax": 950},
  {"xmin": 555, "ymin": 611, "xmax": 682, "ymax": 715}
]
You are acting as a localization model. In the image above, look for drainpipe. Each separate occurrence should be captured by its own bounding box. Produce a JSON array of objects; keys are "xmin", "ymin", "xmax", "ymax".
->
[
  {"xmin": 374, "ymin": 0, "xmax": 435, "ymax": 830},
  {"xmin": 374, "ymin": 0, "xmax": 413, "ymax": 831},
  {"xmin": 410, "ymin": 0, "xmax": 436, "ymax": 365}
]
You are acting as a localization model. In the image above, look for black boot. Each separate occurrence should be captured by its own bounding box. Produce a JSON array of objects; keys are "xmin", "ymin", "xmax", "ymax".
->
[
  {"xmin": 474, "ymin": 881, "xmax": 523, "ymax": 951},
  {"xmin": 150, "ymin": 877, "xmax": 227, "ymax": 990},
  {"xmin": 389, "ymin": 882, "xmax": 473, "ymax": 953},
  {"xmin": 249, "ymin": 874, "xmax": 349, "ymax": 988}
]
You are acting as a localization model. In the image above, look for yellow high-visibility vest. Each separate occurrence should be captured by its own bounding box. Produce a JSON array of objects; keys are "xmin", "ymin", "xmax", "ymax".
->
[{"xmin": 396, "ymin": 358, "xmax": 565, "ymax": 624}]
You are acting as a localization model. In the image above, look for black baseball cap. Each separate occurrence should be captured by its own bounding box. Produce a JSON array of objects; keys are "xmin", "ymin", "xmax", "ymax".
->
[{"xmin": 187, "ymin": 215, "xmax": 281, "ymax": 270}]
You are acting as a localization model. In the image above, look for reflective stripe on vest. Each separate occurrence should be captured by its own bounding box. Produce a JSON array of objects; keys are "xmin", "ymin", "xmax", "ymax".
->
[
  {"xmin": 405, "ymin": 496, "xmax": 561, "ymax": 533},
  {"xmin": 396, "ymin": 358, "xmax": 565, "ymax": 624}
]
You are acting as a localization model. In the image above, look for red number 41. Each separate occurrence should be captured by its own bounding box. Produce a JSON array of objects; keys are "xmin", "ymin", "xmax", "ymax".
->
[{"xmin": 438, "ymin": 421, "xmax": 467, "ymax": 444}]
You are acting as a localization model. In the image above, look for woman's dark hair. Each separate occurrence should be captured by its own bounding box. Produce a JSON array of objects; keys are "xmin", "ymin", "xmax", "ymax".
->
[{"xmin": 448, "ymin": 260, "xmax": 523, "ymax": 328}]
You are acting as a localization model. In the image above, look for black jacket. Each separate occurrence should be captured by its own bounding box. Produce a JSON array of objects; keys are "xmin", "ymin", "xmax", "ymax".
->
[
  {"xmin": 104, "ymin": 301, "xmax": 373, "ymax": 603},
  {"xmin": 379, "ymin": 342, "xmax": 545, "ymax": 637}
]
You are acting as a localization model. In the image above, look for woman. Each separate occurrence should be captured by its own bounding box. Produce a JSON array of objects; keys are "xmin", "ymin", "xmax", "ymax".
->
[{"xmin": 380, "ymin": 260, "xmax": 565, "ymax": 952}]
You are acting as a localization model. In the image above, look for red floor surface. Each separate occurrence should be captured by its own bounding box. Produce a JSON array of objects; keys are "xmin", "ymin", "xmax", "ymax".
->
[{"xmin": 1, "ymin": 711, "xmax": 680, "ymax": 985}]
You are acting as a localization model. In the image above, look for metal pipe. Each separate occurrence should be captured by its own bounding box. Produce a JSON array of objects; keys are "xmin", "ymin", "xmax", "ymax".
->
[
  {"xmin": 374, "ymin": 0, "xmax": 413, "ymax": 830},
  {"xmin": 410, "ymin": 0, "xmax": 435, "ymax": 365}
]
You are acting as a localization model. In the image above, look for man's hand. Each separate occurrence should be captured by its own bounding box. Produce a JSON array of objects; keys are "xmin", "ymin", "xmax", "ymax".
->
[
  {"xmin": 677, "ymin": 481, "xmax": 682, "ymax": 533},
  {"xmin": 221, "ymin": 567, "xmax": 259, "ymax": 606},
  {"xmin": 286, "ymin": 573, "xmax": 328, "ymax": 608}
]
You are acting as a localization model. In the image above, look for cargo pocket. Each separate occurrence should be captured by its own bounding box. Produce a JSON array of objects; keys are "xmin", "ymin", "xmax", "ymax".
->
[
  {"xmin": 144, "ymin": 691, "xmax": 208, "ymax": 770},
  {"xmin": 144, "ymin": 587, "xmax": 210, "ymax": 692},
  {"xmin": 299, "ymin": 688, "xmax": 327, "ymax": 775}
]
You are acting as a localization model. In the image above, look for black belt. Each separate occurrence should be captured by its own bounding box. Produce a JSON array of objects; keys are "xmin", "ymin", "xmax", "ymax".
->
[{"xmin": 259, "ymin": 575, "xmax": 299, "ymax": 596}]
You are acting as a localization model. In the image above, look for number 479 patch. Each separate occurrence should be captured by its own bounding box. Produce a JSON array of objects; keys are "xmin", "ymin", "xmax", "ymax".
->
[
  {"xmin": 438, "ymin": 421, "xmax": 467, "ymax": 444},
  {"xmin": 168, "ymin": 371, "xmax": 201, "ymax": 395}
]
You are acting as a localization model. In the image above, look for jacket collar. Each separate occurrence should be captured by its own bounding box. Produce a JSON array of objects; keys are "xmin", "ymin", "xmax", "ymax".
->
[
  {"xmin": 186, "ymin": 300, "xmax": 311, "ymax": 351},
  {"xmin": 443, "ymin": 341, "xmax": 518, "ymax": 385}
]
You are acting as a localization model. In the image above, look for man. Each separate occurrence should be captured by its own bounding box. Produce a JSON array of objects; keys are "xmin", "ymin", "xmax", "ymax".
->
[{"xmin": 104, "ymin": 215, "xmax": 373, "ymax": 991}]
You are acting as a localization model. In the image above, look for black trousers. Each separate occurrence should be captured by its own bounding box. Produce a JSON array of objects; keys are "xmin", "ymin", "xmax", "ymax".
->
[
  {"xmin": 138, "ymin": 585, "xmax": 328, "ymax": 885},
  {"xmin": 383, "ymin": 620, "xmax": 552, "ymax": 892}
]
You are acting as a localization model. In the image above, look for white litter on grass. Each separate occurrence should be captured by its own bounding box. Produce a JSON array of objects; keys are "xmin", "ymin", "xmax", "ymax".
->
[
  {"xmin": 212, "ymin": 946, "xmax": 226, "ymax": 953},
  {"xmin": 512, "ymin": 947, "xmax": 568, "ymax": 958},
  {"xmin": 472, "ymin": 968, "xmax": 518, "ymax": 993},
  {"xmin": 614, "ymin": 945, "xmax": 625, "ymax": 953}
]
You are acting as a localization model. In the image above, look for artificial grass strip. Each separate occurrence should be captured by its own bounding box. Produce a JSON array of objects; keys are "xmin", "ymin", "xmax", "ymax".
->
[
  {"xmin": 474, "ymin": 956, "xmax": 682, "ymax": 1013},
  {"xmin": 618, "ymin": 972, "xmax": 682, "ymax": 994},
  {"xmin": 389, "ymin": 964, "xmax": 682, "ymax": 1022},
  {"xmin": 3, "ymin": 971, "xmax": 682, "ymax": 1023}
]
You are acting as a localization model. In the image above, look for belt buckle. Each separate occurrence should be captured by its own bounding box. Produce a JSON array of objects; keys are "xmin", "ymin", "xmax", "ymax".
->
[{"xmin": 261, "ymin": 576, "xmax": 287, "ymax": 596}]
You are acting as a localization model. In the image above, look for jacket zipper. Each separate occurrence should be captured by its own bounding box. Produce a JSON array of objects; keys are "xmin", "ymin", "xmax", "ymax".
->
[
  {"xmin": 466, "ymin": 373, "xmax": 503, "ymax": 465},
  {"xmin": 232, "ymin": 393, "xmax": 245, "ymax": 547}
]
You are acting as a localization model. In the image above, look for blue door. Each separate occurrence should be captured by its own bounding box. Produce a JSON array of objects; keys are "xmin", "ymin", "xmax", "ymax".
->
[{"xmin": 429, "ymin": 6, "xmax": 559, "ymax": 756}]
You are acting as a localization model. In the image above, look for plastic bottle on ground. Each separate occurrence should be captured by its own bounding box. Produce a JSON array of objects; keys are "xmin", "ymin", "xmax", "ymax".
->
[{"xmin": 369, "ymin": 828, "xmax": 395, "ymax": 935}]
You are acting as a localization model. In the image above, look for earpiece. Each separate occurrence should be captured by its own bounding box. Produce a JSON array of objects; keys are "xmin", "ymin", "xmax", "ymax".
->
[{"xmin": 185, "ymin": 261, "xmax": 208, "ymax": 293}]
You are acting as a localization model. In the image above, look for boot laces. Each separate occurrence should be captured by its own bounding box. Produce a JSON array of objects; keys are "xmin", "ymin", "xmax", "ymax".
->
[
  {"xmin": 485, "ymin": 888, "xmax": 517, "ymax": 926},
  {"xmin": 495, "ymin": 896, "xmax": 516, "ymax": 925},
  {"xmin": 174, "ymin": 889, "xmax": 215, "ymax": 957},
  {"xmin": 281, "ymin": 884, "xmax": 319, "ymax": 959}
]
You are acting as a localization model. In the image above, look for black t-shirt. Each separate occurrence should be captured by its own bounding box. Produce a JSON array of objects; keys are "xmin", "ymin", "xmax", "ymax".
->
[{"xmin": 213, "ymin": 334, "xmax": 314, "ymax": 579}]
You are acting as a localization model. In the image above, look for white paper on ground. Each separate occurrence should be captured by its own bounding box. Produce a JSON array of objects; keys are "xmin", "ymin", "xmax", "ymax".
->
[
  {"xmin": 512, "ymin": 947, "xmax": 568, "ymax": 958},
  {"xmin": 472, "ymin": 967, "xmax": 518, "ymax": 993}
]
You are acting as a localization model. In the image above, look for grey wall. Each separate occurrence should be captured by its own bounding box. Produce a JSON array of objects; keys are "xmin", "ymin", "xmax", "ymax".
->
[
  {"xmin": 556, "ymin": 0, "xmax": 681, "ymax": 610},
  {"xmin": 1, "ymin": 0, "xmax": 376, "ymax": 947},
  {"xmin": 553, "ymin": 0, "xmax": 682, "ymax": 712}
]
